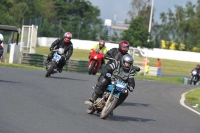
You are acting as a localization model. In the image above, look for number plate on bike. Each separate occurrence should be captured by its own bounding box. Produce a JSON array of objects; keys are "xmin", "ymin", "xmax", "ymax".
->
[
  {"xmin": 53, "ymin": 53, "xmax": 61, "ymax": 62},
  {"xmin": 116, "ymin": 80, "xmax": 126, "ymax": 91}
]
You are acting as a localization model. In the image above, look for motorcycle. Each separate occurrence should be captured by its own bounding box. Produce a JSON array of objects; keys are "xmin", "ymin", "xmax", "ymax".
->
[
  {"xmin": 85, "ymin": 73, "xmax": 135, "ymax": 119},
  {"xmin": 45, "ymin": 48, "xmax": 65, "ymax": 77},
  {"xmin": 88, "ymin": 49, "xmax": 104, "ymax": 75},
  {"xmin": 0, "ymin": 48, "xmax": 3, "ymax": 62},
  {"xmin": 190, "ymin": 69, "xmax": 199, "ymax": 85}
]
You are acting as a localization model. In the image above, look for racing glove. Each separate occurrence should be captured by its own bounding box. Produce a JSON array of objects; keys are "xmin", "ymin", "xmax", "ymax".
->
[{"xmin": 50, "ymin": 47, "xmax": 53, "ymax": 51}]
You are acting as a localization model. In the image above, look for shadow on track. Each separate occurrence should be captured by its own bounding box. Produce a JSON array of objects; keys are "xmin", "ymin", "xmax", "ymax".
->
[
  {"xmin": 0, "ymin": 80, "xmax": 20, "ymax": 84},
  {"xmin": 50, "ymin": 76, "xmax": 88, "ymax": 81},
  {"xmin": 121, "ymin": 102, "xmax": 149, "ymax": 107},
  {"xmin": 107, "ymin": 115, "xmax": 155, "ymax": 122}
]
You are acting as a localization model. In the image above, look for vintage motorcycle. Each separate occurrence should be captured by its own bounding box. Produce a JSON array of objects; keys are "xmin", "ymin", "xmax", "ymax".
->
[
  {"xmin": 88, "ymin": 49, "xmax": 104, "ymax": 75},
  {"xmin": 190, "ymin": 69, "xmax": 199, "ymax": 85},
  {"xmin": 85, "ymin": 73, "xmax": 136, "ymax": 119},
  {"xmin": 45, "ymin": 48, "xmax": 65, "ymax": 77}
]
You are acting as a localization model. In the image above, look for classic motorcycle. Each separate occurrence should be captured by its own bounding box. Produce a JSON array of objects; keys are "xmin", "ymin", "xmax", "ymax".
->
[
  {"xmin": 85, "ymin": 73, "xmax": 135, "ymax": 119},
  {"xmin": 45, "ymin": 48, "xmax": 65, "ymax": 77},
  {"xmin": 190, "ymin": 69, "xmax": 199, "ymax": 85},
  {"xmin": 88, "ymin": 49, "xmax": 104, "ymax": 75}
]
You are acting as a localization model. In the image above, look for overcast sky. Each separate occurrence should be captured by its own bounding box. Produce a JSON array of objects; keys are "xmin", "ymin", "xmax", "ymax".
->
[{"xmin": 89, "ymin": 0, "xmax": 197, "ymax": 24}]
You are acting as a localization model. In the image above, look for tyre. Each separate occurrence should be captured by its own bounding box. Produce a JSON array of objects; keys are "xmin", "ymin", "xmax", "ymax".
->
[
  {"xmin": 45, "ymin": 61, "xmax": 57, "ymax": 77},
  {"xmin": 190, "ymin": 76, "xmax": 197, "ymax": 85},
  {"xmin": 88, "ymin": 61, "xmax": 96, "ymax": 75},
  {"xmin": 100, "ymin": 96, "xmax": 118, "ymax": 119}
]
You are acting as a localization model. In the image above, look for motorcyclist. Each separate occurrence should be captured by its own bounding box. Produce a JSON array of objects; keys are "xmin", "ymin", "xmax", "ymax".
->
[
  {"xmin": 0, "ymin": 33, "xmax": 4, "ymax": 61},
  {"xmin": 104, "ymin": 40, "xmax": 130, "ymax": 64},
  {"xmin": 89, "ymin": 40, "xmax": 107, "ymax": 66},
  {"xmin": 85, "ymin": 54, "xmax": 140, "ymax": 112},
  {"xmin": 191, "ymin": 64, "xmax": 200, "ymax": 80},
  {"xmin": 44, "ymin": 32, "xmax": 73, "ymax": 73}
]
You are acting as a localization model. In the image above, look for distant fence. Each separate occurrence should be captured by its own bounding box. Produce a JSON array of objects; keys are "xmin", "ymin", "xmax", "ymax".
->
[{"xmin": 20, "ymin": 53, "xmax": 162, "ymax": 76}]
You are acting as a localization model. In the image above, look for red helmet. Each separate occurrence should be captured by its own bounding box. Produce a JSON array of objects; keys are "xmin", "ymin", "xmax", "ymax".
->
[
  {"xmin": 64, "ymin": 32, "xmax": 72, "ymax": 43},
  {"xmin": 99, "ymin": 40, "xmax": 105, "ymax": 48},
  {"xmin": 118, "ymin": 40, "xmax": 130, "ymax": 54}
]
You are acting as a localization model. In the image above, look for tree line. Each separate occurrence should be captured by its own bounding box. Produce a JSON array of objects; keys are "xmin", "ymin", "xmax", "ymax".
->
[{"xmin": 0, "ymin": 0, "xmax": 200, "ymax": 51}]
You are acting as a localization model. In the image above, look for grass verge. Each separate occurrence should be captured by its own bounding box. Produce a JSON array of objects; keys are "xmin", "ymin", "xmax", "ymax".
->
[
  {"xmin": 0, "ymin": 62, "xmax": 44, "ymax": 70},
  {"xmin": 185, "ymin": 88, "xmax": 200, "ymax": 108}
]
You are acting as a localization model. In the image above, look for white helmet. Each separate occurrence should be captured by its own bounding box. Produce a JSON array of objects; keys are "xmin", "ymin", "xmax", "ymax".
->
[{"xmin": 0, "ymin": 33, "xmax": 3, "ymax": 42}]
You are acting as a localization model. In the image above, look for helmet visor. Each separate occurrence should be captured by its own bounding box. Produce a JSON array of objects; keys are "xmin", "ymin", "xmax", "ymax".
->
[
  {"xmin": 64, "ymin": 38, "xmax": 70, "ymax": 43},
  {"xmin": 124, "ymin": 62, "xmax": 131, "ymax": 68},
  {"xmin": 121, "ymin": 46, "xmax": 129, "ymax": 51}
]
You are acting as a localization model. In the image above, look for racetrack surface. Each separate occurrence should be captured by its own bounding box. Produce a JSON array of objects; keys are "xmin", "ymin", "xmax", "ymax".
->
[{"xmin": 0, "ymin": 66, "xmax": 199, "ymax": 133}]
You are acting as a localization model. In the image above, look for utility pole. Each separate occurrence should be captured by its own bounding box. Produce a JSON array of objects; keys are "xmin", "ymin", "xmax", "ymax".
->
[{"xmin": 148, "ymin": 0, "xmax": 154, "ymax": 42}]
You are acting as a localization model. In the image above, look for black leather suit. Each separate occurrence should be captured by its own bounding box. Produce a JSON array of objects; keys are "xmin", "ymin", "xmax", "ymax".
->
[
  {"xmin": 92, "ymin": 60, "xmax": 137, "ymax": 109},
  {"xmin": 46, "ymin": 37, "xmax": 73, "ymax": 69}
]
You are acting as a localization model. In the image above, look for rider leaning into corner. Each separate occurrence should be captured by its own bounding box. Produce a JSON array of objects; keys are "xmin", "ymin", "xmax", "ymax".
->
[
  {"xmin": 85, "ymin": 54, "xmax": 140, "ymax": 114},
  {"xmin": 0, "ymin": 33, "xmax": 4, "ymax": 60},
  {"xmin": 89, "ymin": 40, "xmax": 108, "ymax": 66},
  {"xmin": 44, "ymin": 32, "xmax": 73, "ymax": 73}
]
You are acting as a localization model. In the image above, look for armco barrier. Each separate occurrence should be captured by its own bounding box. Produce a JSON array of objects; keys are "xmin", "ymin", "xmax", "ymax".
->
[
  {"xmin": 21, "ymin": 53, "xmax": 161, "ymax": 76},
  {"xmin": 21, "ymin": 53, "xmax": 89, "ymax": 73}
]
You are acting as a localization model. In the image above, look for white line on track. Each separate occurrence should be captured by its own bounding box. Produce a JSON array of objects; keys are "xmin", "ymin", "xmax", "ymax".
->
[{"xmin": 180, "ymin": 90, "xmax": 200, "ymax": 115}]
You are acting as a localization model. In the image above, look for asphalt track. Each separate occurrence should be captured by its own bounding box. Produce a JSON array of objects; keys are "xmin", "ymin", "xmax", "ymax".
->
[{"xmin": 0, "ymin": 66, "xmax": 199, "ymax": 133}]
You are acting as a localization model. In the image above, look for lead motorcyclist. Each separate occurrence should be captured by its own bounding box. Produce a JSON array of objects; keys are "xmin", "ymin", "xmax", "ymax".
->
[
  {"xmin": 44, "ymin": 32, "xmax": 73, "ymax": 73},
  {"xmin": 96, "ymin": 41, "xmax": 140, "ymax": 114},
  {"xmin": 85, "ymin": 54, "xmax": 140, "ymax": 113},
  {"xmin": 0, "ymin": 33, "xmax": 4, "ymax": 61}
]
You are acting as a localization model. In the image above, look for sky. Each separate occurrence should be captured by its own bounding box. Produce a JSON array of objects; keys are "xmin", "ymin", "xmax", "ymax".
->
[{"xmin": 89, "ymin": 0, "xmax": 197, "ymax": 24}]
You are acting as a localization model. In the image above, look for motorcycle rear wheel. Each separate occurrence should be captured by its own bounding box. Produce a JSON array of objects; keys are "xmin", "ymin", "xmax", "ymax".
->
[
  {"xmin": 100, "ymin": 96, "xmax": 118, "ymax": 119},
  {"xmin": 45, "ymin": 61, "xmax": 57, "ymax": 77}
]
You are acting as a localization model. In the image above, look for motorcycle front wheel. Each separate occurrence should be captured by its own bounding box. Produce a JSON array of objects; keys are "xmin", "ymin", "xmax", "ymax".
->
[
  {"xmin": 88, "ymin": 61, "xmax": 96, "ymax": 75},
  {"xmin": 190, "ymin": 76, "xmax": 197, "ymax": 85},
  {"xmin": 100, "ymin": 96, "xmax": 118, "ymax": 119},
  {"xmin": 45, "ymin": 61, "xmax": 57, "ymax": 77}
]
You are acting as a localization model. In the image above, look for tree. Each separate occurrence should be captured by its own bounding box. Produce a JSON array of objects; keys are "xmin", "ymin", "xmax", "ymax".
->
[{"xmin": 122, "ymin": 16, "xmax": 152, "ymax": 48}]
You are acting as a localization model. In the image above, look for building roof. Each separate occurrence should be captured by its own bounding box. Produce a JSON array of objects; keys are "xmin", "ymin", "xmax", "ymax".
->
[{"xmin": 0, "ymin": 25, "xmax": 21, "ymax": 33}]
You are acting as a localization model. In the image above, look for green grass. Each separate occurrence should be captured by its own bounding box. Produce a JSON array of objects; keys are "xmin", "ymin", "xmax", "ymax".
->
[
  {"xmin": 186, "ymin": 88, "xmax": 200, "ymax": 108},
  {"xmin": 135, "ymin": 75, "xmax": 183, "ymax": 84},
  {"xmin": 35, "ymin": 46, "xmax": 90, "ymax": 61},
  {"xmin": 0, "ymin": 62, "xmax": 44, "ymax": 70}
]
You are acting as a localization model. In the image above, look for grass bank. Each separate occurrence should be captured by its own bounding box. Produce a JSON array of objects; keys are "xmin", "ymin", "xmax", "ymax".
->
[
  {"xmin": 0, "ymin": 62, "xmax": 43, "ymax": 70},
  {"xmin": 186, "ymin": 88, "xmax": 200, "ymax": 108}
]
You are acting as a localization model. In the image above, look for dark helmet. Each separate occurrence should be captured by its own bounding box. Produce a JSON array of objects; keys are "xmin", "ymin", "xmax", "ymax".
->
[
  {"xmin": 121, "ymin": 54, "xmax": 134, "ymax": 72},
  {"xmin": 63, "ymin": 32, "xmax": 72, "ymax": 43},
  {"xmin": 118, "ymin": 40, "xmax": 130, "ymax": 54}
]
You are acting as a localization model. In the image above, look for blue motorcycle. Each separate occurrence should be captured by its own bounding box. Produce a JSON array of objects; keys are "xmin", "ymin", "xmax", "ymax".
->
[
  {"xmin": 45, "ymin": 48, "xmax": 65, "ymax": 77},
  {"xmin": 85, "ymin": 74, "xmax": 132, "ymax": 119}
]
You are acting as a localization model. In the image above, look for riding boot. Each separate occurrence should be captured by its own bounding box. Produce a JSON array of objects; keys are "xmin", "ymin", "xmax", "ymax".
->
[{"xmin": 89, "ymin": 91, "xmax": 98, "ymax": 103}]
